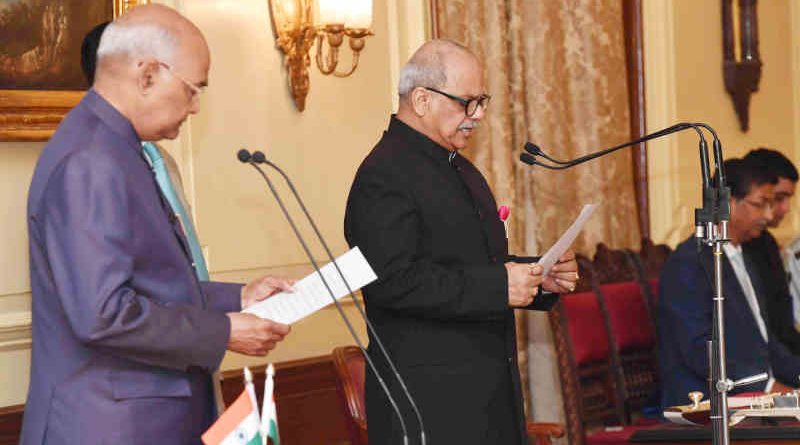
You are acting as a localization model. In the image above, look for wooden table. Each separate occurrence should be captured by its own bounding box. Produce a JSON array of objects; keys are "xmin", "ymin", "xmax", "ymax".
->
[{"xmin": 628, "ymin": 420, "xmax": 800, "ymax": 444}]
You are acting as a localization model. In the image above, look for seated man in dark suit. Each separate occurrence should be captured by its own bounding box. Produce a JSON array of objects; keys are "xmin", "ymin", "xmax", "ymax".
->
[
  {"xmin": 658, "ymin": 158, "xmax": 800, "ymax": 409},
  {"xmin": 743, "ymin": 149, "xmax": 800, "ymax": 355}
]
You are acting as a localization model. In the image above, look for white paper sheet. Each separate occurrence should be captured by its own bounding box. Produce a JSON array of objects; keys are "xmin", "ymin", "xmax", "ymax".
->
[
  {"xmin": 538, "ymin": 204, "xmax": 598, "ymax": 275},
  {"xmin": 243, "ymin": 247, "xmax": 377, "ymax": 324}
]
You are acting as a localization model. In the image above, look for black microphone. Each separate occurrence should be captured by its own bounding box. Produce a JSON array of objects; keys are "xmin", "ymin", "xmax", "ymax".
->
[
  {"xmin": 519, "ymin": 122, "xmax": 727, "ymax": 238},
  {"xmin": 520, "ymin": 152, "xmax": 570, "ymax": 169},
  {"xmin": 238, "ymin": 149, "xmax": 425, "ymax": 445},
  {"xmin": 237, "ymin": 149, "xmax": 251, "ymax": 163},
  {"xmin": 251, "ymin": 151, "xmax": 266, "ymax": 164},
  {"xmin": 524, "ymin": 142, "xmax": 570, "ymax": 165},
  {"xmin": 520, "ymin": 122, "xmax": 693, "ymax": 169},
  {"xmin": 691, "ymin": 123, "xmax": 730, "ymax": 223}
]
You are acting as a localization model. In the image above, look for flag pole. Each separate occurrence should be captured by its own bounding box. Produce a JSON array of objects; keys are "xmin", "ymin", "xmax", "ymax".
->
[{"xmin": 261, "ymin": 364, "xmax": 279, "ymax": 445}]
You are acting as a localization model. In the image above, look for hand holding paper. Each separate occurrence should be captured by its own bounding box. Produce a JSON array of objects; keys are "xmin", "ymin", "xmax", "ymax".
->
[
  {"xmin": 537, "ymin": 204, "xmax": 596, "ymax": 292},
  {"xmin": 506, "ymin": 262, "xmax": 544, "ymax": 307},
  {"xmin": 226, "ymin": 313, "xmax": 290, "ymax": 356},
  {"xmin": 537, "ymin": 204, "xmax": 596, "ymax": 274},
  {"xmin": 542, "ymin": 250, "xmax": 578, "ymax": 293},
  {"xmin": 240, "ymin": 275, "xmax": 296, "ymax": 310},
  {"xmin": 243, "ymin": 247, "xmax": 377, "ymax": 325}
]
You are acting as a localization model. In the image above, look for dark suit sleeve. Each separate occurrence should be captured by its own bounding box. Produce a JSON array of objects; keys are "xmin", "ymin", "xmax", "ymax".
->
[
  {"xmin": 506, "ymin": 255, "xmax": 558, "ymax": 311},
  {"xmin": 768, "ymin": 331, "xmax": 800, "ymax": 386},
  {"xmin": 751, "ymin": 233, "xmax": 800, "ymax": 355},
  {"xmin": 662, "ymin": 247, "xmax": 798, "ymax": 389},
  {"xmin": 40, "ymin": 150, "xmax": 230, "ymax": 373},
  {"xmin": 659, "ymin": 250, "xmax": 714, "ymax": 381},
  {"xmin": 346, "ymin": 168, "xmax": 508, "ymax": 320},
  {"xmin": 201, "ymin": 281, "xmax": 243, "ymax": 313},
  {"xmin": 661, "ymin": 251, "xmax": 768, "ymax": 384},
  {"xmin": 506, "ymin": 255, "xmax": 538, "ymax": 263}
]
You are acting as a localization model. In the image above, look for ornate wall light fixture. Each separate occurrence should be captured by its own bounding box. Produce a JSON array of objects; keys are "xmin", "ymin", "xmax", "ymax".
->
[
  {"xmin": 722, "ymin": 0, "xmax": 761, "ymax": 132},
  {"xmin": 268, "ymin": 0, "xmax": 373, "ymax": 111}
]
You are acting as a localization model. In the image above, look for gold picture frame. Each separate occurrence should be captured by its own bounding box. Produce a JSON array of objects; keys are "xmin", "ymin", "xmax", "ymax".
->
[{"xmin": 0, "ymin": 0, "xmax": 148, "ymax": 142}]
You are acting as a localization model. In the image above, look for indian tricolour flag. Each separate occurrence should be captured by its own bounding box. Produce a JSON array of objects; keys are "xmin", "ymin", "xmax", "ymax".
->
[
  {"xmin": 261, "ymin": 364, "xmax": 280, "ymax": 445},
  {"xmin": 202, "ymin": 367, "xmax": 262, "ymax": 445}
]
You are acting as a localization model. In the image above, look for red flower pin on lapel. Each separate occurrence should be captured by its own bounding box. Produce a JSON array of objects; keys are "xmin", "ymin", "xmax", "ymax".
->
[{"xmin": 498, "ymin": 205, "xmax": 510, "ymax": 237}]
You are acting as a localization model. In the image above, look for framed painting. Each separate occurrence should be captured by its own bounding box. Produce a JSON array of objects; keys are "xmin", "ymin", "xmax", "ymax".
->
[{"xmin": 0, "ymin": 0, "xmax": 148, "ymax": 141}]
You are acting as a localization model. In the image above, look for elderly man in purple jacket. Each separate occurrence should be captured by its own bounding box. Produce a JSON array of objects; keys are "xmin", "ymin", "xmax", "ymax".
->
[{"xmin": 22, "ymin": 5, "xmax": 291, "ymax": 444}]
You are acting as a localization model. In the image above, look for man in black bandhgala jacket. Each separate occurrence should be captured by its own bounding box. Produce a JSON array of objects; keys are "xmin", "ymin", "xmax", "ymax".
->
[{"xmin": 344, "ymin": 39, "xmax": 579, "ymax": 445}]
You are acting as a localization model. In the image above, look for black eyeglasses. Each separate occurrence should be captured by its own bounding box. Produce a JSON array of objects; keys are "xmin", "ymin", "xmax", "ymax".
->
[
  {"xmin": 424, "ymin": 87, "xmax": 491, "ymax": 117},
  {"xmin": 741, "ymin": 198, "xmax": 774, "ymax": 212}
]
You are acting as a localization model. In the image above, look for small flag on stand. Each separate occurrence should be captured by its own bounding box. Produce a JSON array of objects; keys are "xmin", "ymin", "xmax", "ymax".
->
[
  {"xmin": 202, "ymin": 367, "xmax": 262, "ymax": 445},
  {"xmin": 261, "ymin": 364, "xmax": 280, "ymax": 445}
]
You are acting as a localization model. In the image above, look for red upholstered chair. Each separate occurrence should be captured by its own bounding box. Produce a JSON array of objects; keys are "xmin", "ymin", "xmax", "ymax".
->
[
  {"xmin": 592, "ymin": 244, "xmax": 655, "ymax": 319},
  {"xmin": 597, "ymin": 281, "xmax": 660, "ymax": 424},
  {"xmin": 331, "ymin": 346, "xmax": 565, "ymax": 445},
  {"xmin": 638, "ymin": 238, "xmax": 672, "ymax": 280},
  {"xmin": 552, "ymin": 253, "xmax": 665, "ymax": 445},
  {"xmin": 648, "ymin": 278, "xmax": 659, "ymax": 307},
  {"xmin": 627, "ymin": 238, "xmax": 673, "ymax": 353},
  {"xmin": 636, "ymin": 237, "xmax": 672, "ymax": 310},
  {"xmin": 550, "ymin": 291, "xmax": 623, "ymax": 439},
  {"xmin": 592, "ymin": 244, "xmax": 661, "ymax": 424},
  {"xmin": 549, "ymin": 256, "xmax": 627, "ymax": 445},
  {"xmin": 592, "ymin": 244, "xmax": 638, "ymax": 284}
]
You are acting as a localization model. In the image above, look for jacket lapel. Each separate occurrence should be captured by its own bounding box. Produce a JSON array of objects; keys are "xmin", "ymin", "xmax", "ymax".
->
[
  {"xmin": 719, "ymin": 250, "xmax": 767, "ymax": 343},
  {"xmin": 451, "ymin": 156, "xmax": 508, "ymax": 258}
]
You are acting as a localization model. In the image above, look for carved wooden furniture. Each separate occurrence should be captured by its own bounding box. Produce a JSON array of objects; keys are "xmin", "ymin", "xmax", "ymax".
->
[
  {"xmin": 527, "ymin": 422, "xmax": 566, "ymax": 445},
  {"xmin": 551, "ymin": 241, "xmax": 677, "ymax": 445},
  {"xmin": 549, "ymin": 256, "xmax": 628, "ymax": 445},
  {"xmin": 331, "ymin": 346, "xmax": 369, "ymax": 445},
  {"xmin": 219, "ymin": 356, "xmax": 351, "ymax": 444},
  {"xmin": 592, "ymin": 243, "xmax": 661, "ymax": 424},
  {"xmin": 596, "ymin": 279, "xmax": 660, "ymax": 425},
  {"xmin": 635, "ymin": 237, "xmax": 674, "ymax": 318}
]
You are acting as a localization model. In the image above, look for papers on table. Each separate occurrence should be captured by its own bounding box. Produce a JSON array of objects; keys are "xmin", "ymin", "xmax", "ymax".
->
[
  {"xmin": 243, "ymin": 247, "xmax": 377, "ymax": 324},
  {"xmin": 538, "ymin": 204, "xmax": 598, "ymax": 275}
]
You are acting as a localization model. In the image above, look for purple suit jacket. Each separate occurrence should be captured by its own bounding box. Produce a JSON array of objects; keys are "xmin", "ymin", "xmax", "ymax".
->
[{"xmin": 22, "ymin": 90, "xmax": 242, "ymax": 444}]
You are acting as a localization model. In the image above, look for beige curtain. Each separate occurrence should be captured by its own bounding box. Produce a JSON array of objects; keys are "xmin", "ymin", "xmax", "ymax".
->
[{"xmin": 433, "ymin": 0, "xmax": 640, "ymax": 433}]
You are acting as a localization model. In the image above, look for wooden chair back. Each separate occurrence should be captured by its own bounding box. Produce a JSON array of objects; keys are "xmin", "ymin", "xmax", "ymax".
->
[
  {"xmin": 549, "ymin": 256, "xmax": 624, "ymax": 445},
  {"xmin": 331, "ymin": 346, "xmax": 369, "ymax": 445}
]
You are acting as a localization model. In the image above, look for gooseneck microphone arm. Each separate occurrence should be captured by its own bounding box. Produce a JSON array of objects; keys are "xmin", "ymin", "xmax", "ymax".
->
[
  {"xmin": 520, "ymin": 123, "xmax": 717, "ymax": 234},
  {"xmin": 520, "ymin": 122, "xmax": 703, "ymax": 171},
  {"xmin": 518, "ymin": 123, "xmax": 739, "ymax": 445},
  {"xmin": 237, "ymin": 149, "xmax": 425, "ymax": 445}
]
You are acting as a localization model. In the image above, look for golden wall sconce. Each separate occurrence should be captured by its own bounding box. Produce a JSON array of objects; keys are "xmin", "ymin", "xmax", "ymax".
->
[
  {"xmin": 721, "ymin": 0, "xmax": 761, "ymax": 132},
  {"xmin": 268, "ymin": 0, "xmax": 373, "ymax": 111}
]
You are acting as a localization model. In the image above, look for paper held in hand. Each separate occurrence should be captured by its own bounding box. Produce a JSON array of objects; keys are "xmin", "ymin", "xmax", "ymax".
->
[
  {"xmin": 243, "ymin": 247, "xmax": 378, "ymax": 324},
  {"xmin": 537, "ymin": 204, "xmax": 598, "ymax": 275}
]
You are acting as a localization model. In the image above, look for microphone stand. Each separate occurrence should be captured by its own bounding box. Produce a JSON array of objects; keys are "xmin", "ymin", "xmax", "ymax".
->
[
  {"xmin": 519, "ymin": 123, "xmax": 759, "ymax": 445},
  {"xmin": 237, "ymin": 149, "xmax": 426, "ymax": 445}
]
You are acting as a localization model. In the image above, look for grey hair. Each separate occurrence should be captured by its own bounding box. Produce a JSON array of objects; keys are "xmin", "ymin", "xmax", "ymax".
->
[
  {"xmin": 97, "ymin": 20, "xmax": 178, "ymax": 64},
  {"xmin": 397, "ymin": 39, "xmax": 471, "ymax": 98}
]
